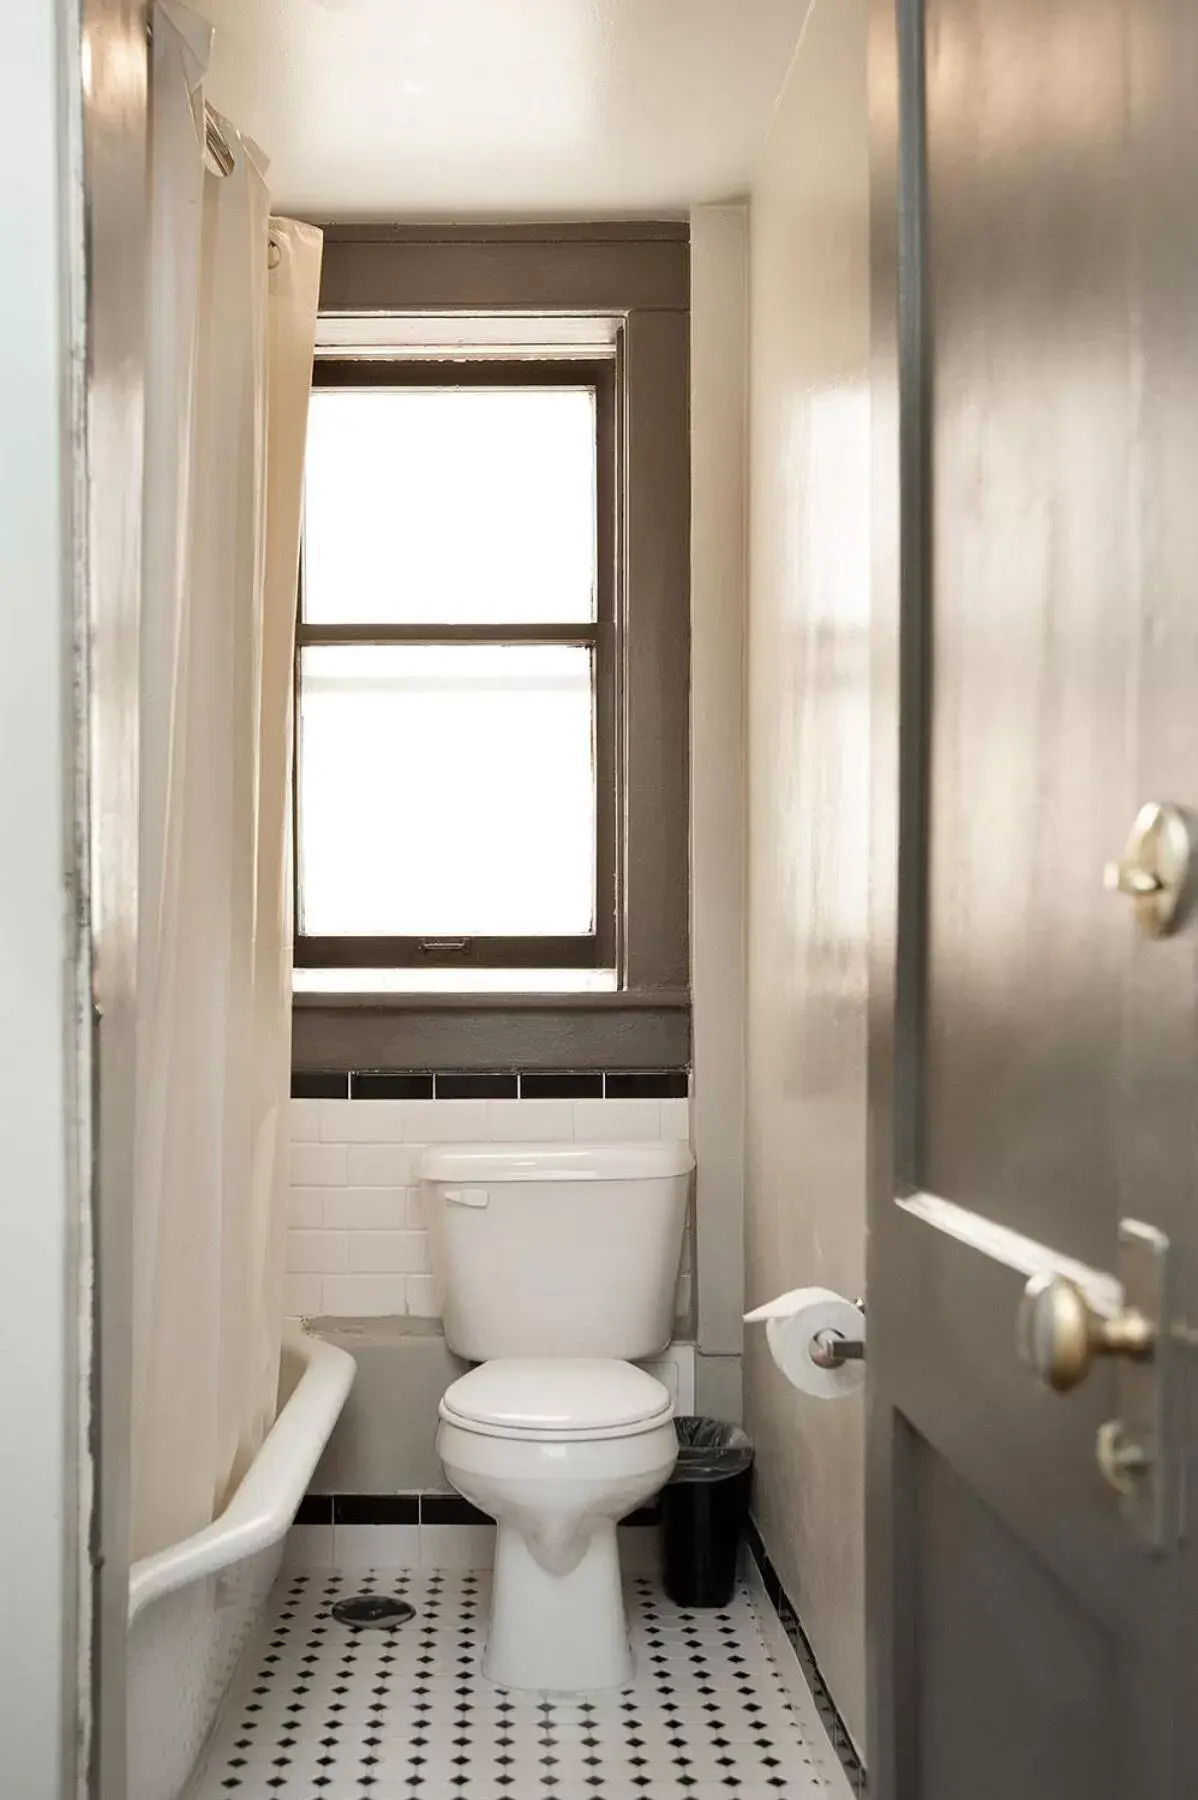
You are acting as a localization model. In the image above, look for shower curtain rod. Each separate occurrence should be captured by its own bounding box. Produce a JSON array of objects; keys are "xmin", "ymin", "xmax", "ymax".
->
[{"xmin": 202, "ymin": 100, "xmax": 280, "ymax": 267}]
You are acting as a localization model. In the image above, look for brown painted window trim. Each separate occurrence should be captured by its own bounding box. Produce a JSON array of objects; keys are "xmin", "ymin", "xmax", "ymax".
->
[
  {"xmin": 313, "ymin": 220, "xmax": 689, "ymax": 315},
  {"xmin": 291, "ymin": 997, "xmax": 692, "ymax": 1075},
  {"xmin": 295, "ymin": 356, "xmax": 618, "ymax": 973},
  {"xmin": 293, "ymin": 225, "xmax": 691, "ymax": 1072}
]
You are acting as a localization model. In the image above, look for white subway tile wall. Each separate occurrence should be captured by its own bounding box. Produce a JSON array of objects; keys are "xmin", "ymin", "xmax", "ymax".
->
[{"xmin": 287, "ymin": 1096, "xmax": 693, "ymax": 1323}]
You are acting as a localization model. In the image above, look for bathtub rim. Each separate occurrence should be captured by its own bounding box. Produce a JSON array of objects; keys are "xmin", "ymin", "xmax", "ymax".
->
[{"xmin": 128, "ymin": 1328, "xmax": 354, "ymax": 1625}]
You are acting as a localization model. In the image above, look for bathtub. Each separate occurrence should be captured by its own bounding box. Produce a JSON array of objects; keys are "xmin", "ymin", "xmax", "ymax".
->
[{"xmin": 127, "ymin": 1329, "xmax": 355, "ymax": 1800}]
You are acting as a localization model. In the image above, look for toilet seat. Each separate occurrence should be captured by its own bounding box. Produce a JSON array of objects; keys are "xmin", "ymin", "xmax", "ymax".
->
[{"xmin": 440, "ymin": 1357, "xmax": 674, "ymax": 1443}]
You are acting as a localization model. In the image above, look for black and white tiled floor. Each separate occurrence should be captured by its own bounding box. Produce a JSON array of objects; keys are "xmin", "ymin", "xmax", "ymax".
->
[{"xmin": 191, "ymin": 1568, "xmax": 843, "ymax": 1798}]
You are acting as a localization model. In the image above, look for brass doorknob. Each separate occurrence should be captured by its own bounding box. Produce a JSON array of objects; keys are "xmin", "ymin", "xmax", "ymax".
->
[{"xmin": 1017, "ymin": 1274, "xmax": 1156, "ymax": 1393}]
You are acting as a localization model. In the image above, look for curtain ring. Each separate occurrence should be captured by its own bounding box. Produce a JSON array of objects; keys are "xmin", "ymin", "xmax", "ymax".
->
[{"xmin": 267, "ymin": 237, "xmax": 282, "ymax": 271}]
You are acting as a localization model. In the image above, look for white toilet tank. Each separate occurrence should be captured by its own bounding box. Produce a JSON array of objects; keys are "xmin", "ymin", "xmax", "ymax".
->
[{"xmin": 419, "ymin": 1141, "xmax": 693, "ymax": 1362}]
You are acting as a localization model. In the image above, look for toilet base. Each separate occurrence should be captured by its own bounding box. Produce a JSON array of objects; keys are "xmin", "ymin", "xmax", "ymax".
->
[{"xmin": 482, "ymin": 1519, "xmax": 633, "ymax": 1693}]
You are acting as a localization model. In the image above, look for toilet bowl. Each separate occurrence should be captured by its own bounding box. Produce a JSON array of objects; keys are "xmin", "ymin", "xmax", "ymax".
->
[{"xmin": 437, "ymin": 1358, "xmax": 678, "ymax": 1692}]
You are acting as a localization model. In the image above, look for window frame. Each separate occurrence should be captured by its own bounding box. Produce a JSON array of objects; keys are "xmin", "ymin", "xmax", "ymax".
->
[
  {"xmin": 294, "ymin": 355, "xmax": 620, "ymax": 974},
  {"xmin": 291, "ymin": 224, "xmax": 691, "ymax": 1075}
]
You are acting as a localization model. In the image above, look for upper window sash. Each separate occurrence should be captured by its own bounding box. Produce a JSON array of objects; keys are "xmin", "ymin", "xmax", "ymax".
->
[{"xmin": 294, "ymin": 355, "xmax": 619, "ymax": 971}]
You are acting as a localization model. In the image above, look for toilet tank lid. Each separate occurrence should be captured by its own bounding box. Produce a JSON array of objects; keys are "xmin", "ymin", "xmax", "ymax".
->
[{"xmin": 418, "ymin": 1141, "xmax": 694, "ymax": 1184}]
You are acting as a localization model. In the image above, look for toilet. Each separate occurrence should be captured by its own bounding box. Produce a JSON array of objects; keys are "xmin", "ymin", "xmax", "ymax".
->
[{"xmin": 419, "ymin": 1140, "xmax": 694, "ymax": 1693}]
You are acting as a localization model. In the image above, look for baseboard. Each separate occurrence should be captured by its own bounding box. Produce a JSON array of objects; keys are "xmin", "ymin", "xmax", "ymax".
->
[{"xmin": 744, "ymin": 1519, "xmax": 868, "ymax": 1797}]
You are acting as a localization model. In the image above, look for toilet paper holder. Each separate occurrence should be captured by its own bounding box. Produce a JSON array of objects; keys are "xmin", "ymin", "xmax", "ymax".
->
[{"xmin": 808, "ymin": 1298, "xmax": 866, "ymax": 1370}]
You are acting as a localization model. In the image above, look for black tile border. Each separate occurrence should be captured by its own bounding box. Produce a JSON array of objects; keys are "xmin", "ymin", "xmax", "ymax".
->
[
  {"xmin": 299, "ymin": 1490, "xmax": 662, "ymax": 1530},
  {"xmin": 293, "ymin": 1066, "xmax": 691, "ymax": 1100},
  {"xmin": 291, "ymin": 1070, "xmax": 350, "ymax": 1099},
  {"xmin": 333, "ymin": 1493, "xmax": 420, "ymax": 1525},
  {"xmin": 351, "ymin": 1072, "xmax": 434, "ymax": 1099},
  {"xmin": 418, "ymin": 1493, "xmax": 494, "ymax": 1527},
  {"xmin": 517, "ymin": 1069, "xmax": 604, "ymax": 1099},
  {"xmin": 434, "ymin": 1072, "xmax": 519, "ymax": 1099},
  {"xmin": 746, "ymin": 1519, "xmax": 869, "ymax": 1797},
  {"xmin": 604, "ymin": 1068, "xmax": 689, "ymax": 1099}
]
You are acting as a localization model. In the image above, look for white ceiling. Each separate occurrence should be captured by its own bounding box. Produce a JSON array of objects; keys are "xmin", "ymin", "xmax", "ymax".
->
[{"xmin": 197, "ymin": 0, "xmax": 808, "ymax": 219}]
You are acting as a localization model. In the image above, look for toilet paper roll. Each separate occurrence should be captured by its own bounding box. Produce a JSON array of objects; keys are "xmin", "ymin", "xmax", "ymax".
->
[{"xmin": 744, "ymin": 1287, "xmax": 866, "ymax": 1400}]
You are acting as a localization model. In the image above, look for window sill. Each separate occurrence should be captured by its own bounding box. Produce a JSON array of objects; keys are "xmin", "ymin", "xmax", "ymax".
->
[
  {"xmin": 292, "ymin": 987, "xmax": 689, "ymax": 1012},
  {"xmin": 293, "ymin": 967, "xmax": 620, "ymax": 998}
]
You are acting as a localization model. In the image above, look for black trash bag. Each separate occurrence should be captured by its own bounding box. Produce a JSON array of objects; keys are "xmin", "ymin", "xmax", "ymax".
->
[
  {"xmin": 660, "ymin": 1417, "xmax": 754, "ymax": 1607},
  {"xmin": 668, "ymin": 1416, "xmax": 754, "ymax": 1483}
]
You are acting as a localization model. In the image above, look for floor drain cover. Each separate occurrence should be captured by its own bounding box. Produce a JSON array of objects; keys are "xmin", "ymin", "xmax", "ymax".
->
[{"xmin": 331, "ymin": 1595, "xmax": 417, "ymax": 1629}]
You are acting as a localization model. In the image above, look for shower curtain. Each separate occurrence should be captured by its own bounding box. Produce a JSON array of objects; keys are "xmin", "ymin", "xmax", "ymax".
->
[{"xmin": 131, "ymin": 1, "xmax": 322, "ymax": 1562}]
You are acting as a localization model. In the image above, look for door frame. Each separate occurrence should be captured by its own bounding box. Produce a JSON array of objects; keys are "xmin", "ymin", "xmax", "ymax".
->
[
  {"xmin": 80, "ymin": 0, "xmax": 147, "ymax": 1792},
  {"xmin": 0, "ymin": 1, "xmax": 143, "ymax": 1792},
  {"xmin": 865, "ymin": 0, "xmax": 930, "ymax": 1788}
]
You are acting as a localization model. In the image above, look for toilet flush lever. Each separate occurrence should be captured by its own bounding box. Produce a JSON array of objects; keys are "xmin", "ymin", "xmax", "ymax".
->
[{"xmin": 445, "ymin": 1187, "xmax": 489, "ymax": 1208}]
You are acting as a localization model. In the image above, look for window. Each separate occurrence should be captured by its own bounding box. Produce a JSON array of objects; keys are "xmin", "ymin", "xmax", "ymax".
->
[{"xmin": 296, "ymin": 360, "xmax": 617, "ymax": 978}]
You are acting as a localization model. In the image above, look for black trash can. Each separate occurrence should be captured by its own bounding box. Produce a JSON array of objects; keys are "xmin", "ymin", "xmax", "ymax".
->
[{"xmin": 660, "ymin": 1417, "xmax": 754, "ymax": 1608}]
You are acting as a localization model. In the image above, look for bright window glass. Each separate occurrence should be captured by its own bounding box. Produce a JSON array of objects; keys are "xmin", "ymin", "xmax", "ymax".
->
[
  {"xmin": 298, "ymin": 644, "xmax": 597, "ymax": 937},
  {"xmin": 303, "ymin": 386, "xmax": 597, "ymax": 625}
]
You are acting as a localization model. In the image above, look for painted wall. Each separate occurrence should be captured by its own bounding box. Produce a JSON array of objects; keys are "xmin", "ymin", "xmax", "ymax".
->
[
  {"xmin": 744, "ymin": 0, "xmax": 871, "ymax": 1750},
  {"xmin": 0, "ymin": 4, "xmax": 80, "ymax": 1789}
]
